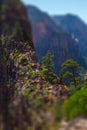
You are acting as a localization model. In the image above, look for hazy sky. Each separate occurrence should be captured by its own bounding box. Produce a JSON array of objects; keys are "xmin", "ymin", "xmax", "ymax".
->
[{"xmin": 21, "ymin": 0, "xmax": 87, "ymax": 23}]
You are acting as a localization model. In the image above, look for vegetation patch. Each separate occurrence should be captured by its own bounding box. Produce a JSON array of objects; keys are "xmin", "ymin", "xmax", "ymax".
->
[{"xmin": 63, "ymin": 88, "xmax": 87, "ymax": 120}]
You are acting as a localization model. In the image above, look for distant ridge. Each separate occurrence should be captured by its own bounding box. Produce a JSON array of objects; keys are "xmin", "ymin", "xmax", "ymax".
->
[
  {"xmin": 53, "ymin": 14, "xmax": 87, "ymax": 57},
  {"xmin": 26, "ymin": 5, "xmax": 86, "ymax": 73}
]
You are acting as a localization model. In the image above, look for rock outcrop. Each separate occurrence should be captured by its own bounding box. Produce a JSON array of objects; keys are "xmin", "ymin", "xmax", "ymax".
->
[{"xmin": 0, "ymin": 1, "xmax": 69, "ymax": 130}]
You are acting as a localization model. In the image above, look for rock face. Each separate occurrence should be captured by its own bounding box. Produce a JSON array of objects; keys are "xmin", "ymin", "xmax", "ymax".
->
[
  {"xmin": 1, "ymin": 0, "xmax": 34, "ymax": 47},
  {"xmin": 0, "ymin": 0, "xmax": 36, "ymax": 95},
  {"xmin": 0, "ymin": 0, "xmax": 36, "ymax": 129},
  {"xmin": 0, "ymin": 1, "xmax": 69, "ymax": 130},
  {"xmin": 53, "ymin": 14, "xmax": 87, "ymax": 57},
  {"xmin": 26, "ymin": 6, "xmax": 86, "ymax": 73}
]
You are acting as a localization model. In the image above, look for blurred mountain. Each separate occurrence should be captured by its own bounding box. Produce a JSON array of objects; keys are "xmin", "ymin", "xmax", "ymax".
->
[
  {"xmin": 26, "ymin": 5, "xmax": 86, "ymax": 73},
  {"xmin": 53, "ymin": 14, "xmax": 87, "ymax": 57},
  {"xmin": 26, "ymin": 5, "xmax": 62, "ymax": 43}
]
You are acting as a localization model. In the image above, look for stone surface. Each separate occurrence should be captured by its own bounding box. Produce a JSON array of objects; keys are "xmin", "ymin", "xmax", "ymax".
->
[{"xmin": 59, "ymin": 118, "xmax": 87, "ymax": 130}]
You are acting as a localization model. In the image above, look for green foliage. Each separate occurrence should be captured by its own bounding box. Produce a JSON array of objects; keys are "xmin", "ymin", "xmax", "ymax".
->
[
  {"xmin": 62, "ymin": 59, "xmax": 79, "ymax": 68},
  {"xmin": 40, "ymin": 51, "xmax": 54, "ymax": 73},
  {"xmin": 11, "ymin": 50, "xmax": 20, "ymax": 59},
  {"xmin": 40, "ymin": 51, "xmax": 55, "ymax": 82},
  {"xmin": 63, "ymin": 89, "xmax": 87, "ymax": 120},
  {"xmin": 19, "ymin": 55, "xmax": 28, "ymax": 66},
  {"xmin": 19, "ymin": 69, "xmax": 26, "ymax": 76},
  {"xmin": 69, "ymin": 85, "xmax": 82, "ymax": 96},
  {"xmin": 24, "ymin": 84, "xmax": 36, "ymax": 94},
  {"xmin": 1, "ymin": 3, "xmax": 9, "ymax": 12},
  {"xmin": 1, "ymin": 35, "xmax": 7, "ymax": 46},
  {"xmin": 60, "ymin": 59, "xmax": 83, "ymax": 87},
  {"xmin": 83, "ymin": 81, "xmax": 87, "ymax": 89}
]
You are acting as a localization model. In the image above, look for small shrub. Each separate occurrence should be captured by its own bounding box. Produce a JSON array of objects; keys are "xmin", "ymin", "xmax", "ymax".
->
[
  {"xmin": 11, "ymin": 50, "xmax": 20, "ymax": 59},
  {"xmin": 19, "ymin": 55, "xmax": 28, "ymax": 66},
  {"xmin": 63, "ymin": 89, "xmax": 87, "ymax": 120},
  {"xmin": 83, "ymin": 81, "xmax": 87, "ymax": 89}
]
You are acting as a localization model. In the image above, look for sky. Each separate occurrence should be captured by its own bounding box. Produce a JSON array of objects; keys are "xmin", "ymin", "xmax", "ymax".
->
[{"xmin": 21, "ymin": 0, "xmax": 87, "ymax": 23}]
